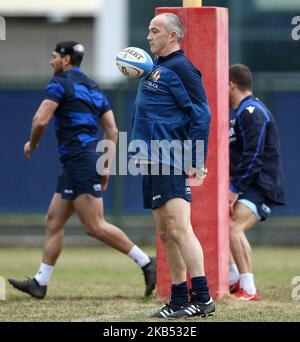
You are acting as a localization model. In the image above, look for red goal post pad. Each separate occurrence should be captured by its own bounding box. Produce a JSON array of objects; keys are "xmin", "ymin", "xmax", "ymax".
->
[{"xmin": 155, "ymin": 7, "xmax": 229, "ymax": 300}]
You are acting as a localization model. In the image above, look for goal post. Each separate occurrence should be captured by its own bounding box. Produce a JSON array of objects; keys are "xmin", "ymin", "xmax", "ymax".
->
[{"xmin": 156, "ymin": 4, "xmax": 229, "ymax": 300}]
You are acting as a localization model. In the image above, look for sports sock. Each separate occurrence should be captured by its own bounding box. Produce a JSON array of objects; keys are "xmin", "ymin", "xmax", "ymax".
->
[
  {"xmin": 128, "ymin": 245, "xmax": 151, "ymax": 268},
  {"xmin": 34, "ymin": 262, "xmax": 54, "ymax": 286},
  {"xmin": 191, "ymin": 276, "xmax": 211, "ymax": 303},
  {"xmin": 169, "ymin": 281, "xmax": 189, "ymax": 307},
  {"xmin": 240, "ymin": 273, "xmax": 256, "ymax": 295},
  {"xmin": 229, "ymin": 263, "xmax": 240, "ymax": 285}
]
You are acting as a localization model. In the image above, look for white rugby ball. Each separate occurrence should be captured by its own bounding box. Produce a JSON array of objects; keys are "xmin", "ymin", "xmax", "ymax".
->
[{"xmin": 116, "ymin": 47, "xmax": 153, "ymax": 79}]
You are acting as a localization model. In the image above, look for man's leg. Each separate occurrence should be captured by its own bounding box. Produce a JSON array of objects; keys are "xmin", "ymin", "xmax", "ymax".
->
[
  {"xmin": 151, "ymin": 204, "xmax": 188, "ymax": 316},
  {"xmin": 74, "ymin": 194, "xmax": 136, "ymax": 252},
  {"xmin": 152, "ymin": 198, "xmax": 215, "ymax": 318},
  {"xmin": 153, "ymin": 208, "xmax": 186, "ymax": 285},
  {"xmin": 73, "ymin": 194, "xmax": 156, "ymax": 296},
  {"xmin": 154, "ymin": 198, "xmax": 205, "ymax": 278},
  {"xmin": 41, "ymin": 193, "xmax": 74, "ymax": 266},
  {"xmin": 229, "ymin": 252, "xmax": 240, "ymax": 293},
  {"xmin": 9, "ymin": 193, "xmax": 74, "ymax": 298},
  {"xmin": 230, "ymin": 202, "xmax": 259, "ymax": 298}
]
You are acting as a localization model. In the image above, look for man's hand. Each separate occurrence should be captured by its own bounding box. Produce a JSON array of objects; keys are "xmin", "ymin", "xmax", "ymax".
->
[
  {"xmin": 25, "ymin": 100, "xmax": 58, "ymax": 159},
  {"xmin": 229, "ymin": 191, "xmax": 239, "ymax": 216},
  {"xmin": 195, "ymin": 167, "xmax": 208, "ymax": 180},
  {"xmin": 24, "ymin": 141, "xmax": 37, "ymax": 159},
  {"xmin": 189, "ymin": 167, "xmax": 208, "ymax": 187}
]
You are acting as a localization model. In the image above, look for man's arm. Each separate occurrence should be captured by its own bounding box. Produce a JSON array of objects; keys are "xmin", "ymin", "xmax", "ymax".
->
[
  {"xmin": 169, "ymin": 63, "xmax": 211, "ymax": 179},
  {"xmin": 169, "ymin": 62, "xmax": 211, "ymax": 164},
  {"xmin": 99, "ymin": 109, "xmax": 119, "ymax": 158},
  {"xmin": 98, "ymin": 110, "xmax": 119, "ymax": 191},
  {"xmin": 24, "ymin": 99, "xmax": 58, "ymax": 159}
]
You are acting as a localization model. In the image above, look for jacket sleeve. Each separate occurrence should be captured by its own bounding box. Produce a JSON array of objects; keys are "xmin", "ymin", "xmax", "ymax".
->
[
  {"xmin": 231, "ymin": 107, "xmax": 270, "ymax": 193},
  {"xmin": 169, "ymin": 65, "xmax": 211, "ymax": 167}
]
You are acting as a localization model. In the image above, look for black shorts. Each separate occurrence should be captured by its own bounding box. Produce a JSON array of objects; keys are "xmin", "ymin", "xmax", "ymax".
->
[
  {"xmin": 142, "ymin": 164, "xmax": 192, "ymax": 209},
  {"xmin": 238, "ymin": 186, "xmax": 275, "ymax": 221},
  {"xmin": 56, "ymin": 155, "xmax": 103, "ymax": 200}
]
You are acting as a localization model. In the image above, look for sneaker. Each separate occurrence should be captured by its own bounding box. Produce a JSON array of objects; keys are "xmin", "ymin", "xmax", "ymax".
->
[
  {"xmin": 8, "ymin": 277, "xmax": 47, "ymax": 299},
  {"xmin": 142, "ymin": 257, "xmax": 156, "ymax": 297},
  {"xmin": 229, "ymin": 280, "xmax": 240, "ymax": 294},
  {"xmin": 234, "ymin": 289, "xmax": 260, "ymax": 301},
  {"xmin": 150, "ymin": 303, "xmax": 182, "ymax": 318},
  {"xmin": 168, "ymin": 295, "xmax": 215, "ymax": 318}
]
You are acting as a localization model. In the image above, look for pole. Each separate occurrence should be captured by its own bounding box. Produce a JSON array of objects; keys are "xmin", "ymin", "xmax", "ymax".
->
[
  {"xmin": 183, "ymin": 0, "xmax": 202, "ymax": 7},
  {"xmin": 156, "ymin": 5, "xmax": 229, "ymax": 300}
]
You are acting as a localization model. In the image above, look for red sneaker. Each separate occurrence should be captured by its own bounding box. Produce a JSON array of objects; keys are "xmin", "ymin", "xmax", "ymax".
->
[
  {"xmin": 229, "ymin": 280, "xmax": 240, "ymax": 294},
  {"xmin": 234, "ymin": 289, "xmax": 260, "ymax": 301}
]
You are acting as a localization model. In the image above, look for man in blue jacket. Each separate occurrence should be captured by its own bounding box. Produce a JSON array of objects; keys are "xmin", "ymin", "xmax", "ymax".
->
[
  {"xmin": 130, "ymin": 13, "xmax": 214, "ymax": 318},
  {"xmin": 229, "ymin": 64, "xmax": 285, "ymax": 300}
]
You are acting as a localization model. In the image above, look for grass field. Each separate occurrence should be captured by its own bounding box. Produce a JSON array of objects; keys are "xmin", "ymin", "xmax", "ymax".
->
[{"xmin": 0, "ymin": 246, "xmax": 300, "ymax": 322}]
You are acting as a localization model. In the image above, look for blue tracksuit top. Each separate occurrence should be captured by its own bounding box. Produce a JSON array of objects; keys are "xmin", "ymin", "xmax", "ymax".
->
[
  {"xmin": 230, "ymin": 95, "xmax": 285, "ymax": 205},
  {"xmin": 130, "ymin": 49, "xmax": 211, "ymax": 170},
  {"xmin": 44, "ymin": 67, "xmax": 111, "ymax": 163}
]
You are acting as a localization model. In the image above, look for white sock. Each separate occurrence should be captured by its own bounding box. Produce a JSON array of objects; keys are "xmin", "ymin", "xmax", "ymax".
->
[
  {"xmin": 229, "ymin": 264, "xmax": 240, "ymax": 285},
  {"xmin": 34, "ymin": 263, "xmax": 54, "ymax": 286},
  {"xmin": 240, "ymin": 273, "xmax": 256, "ymax": 295},
  {"xmin": 128, "ymin": 245, "xmax": 150, "ymax": 268}
]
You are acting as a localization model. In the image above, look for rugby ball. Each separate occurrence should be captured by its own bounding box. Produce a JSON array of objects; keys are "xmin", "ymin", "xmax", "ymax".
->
[{"xmin": 116, "ymin": 47, "xmax": 153, "ymax": 79}]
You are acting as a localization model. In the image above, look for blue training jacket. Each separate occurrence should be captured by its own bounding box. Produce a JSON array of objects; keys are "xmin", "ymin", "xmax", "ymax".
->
[
  {"xmin": 44, "ymin": 67, "xmax": 111, "ymax": 163},
  {"xmin": 230, "ymin": 95, "xmax": 285, "ymax": 204},
  {"xmin": 130, "ymin": 49, "xmax": 211, "ymax": 170}
]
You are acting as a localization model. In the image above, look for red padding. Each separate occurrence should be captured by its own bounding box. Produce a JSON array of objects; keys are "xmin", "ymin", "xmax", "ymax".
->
[{"xmin": 156, "ymin": 7, "xmax": 229, "ymax": 300}]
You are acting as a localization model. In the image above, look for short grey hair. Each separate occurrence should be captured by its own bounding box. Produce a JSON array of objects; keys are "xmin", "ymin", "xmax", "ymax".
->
[{"xmin": 161, "ymin": 13, "xmax": 184, "ymax": 43}]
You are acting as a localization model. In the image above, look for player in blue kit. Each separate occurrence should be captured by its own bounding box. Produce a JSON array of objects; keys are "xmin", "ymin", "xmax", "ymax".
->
[
  {"xmin": 228, "ymin": 64, "xmax": 285, "ymax": 300},
  {"xmin": 130, "ymin": 13, "xmax": 215, "ymax": 318},
  {"xmin": 9, "ymin": 41, "xmax": 156, "ymax": 299}
]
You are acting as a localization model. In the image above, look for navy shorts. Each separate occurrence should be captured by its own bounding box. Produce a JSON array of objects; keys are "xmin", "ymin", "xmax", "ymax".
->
[
  {"xmin": 56, "ymin": 155, "xmax": 103, "ymax": 200},
  {"xmin": 142, "ymin": 164, "xmax": 192, "ymax": 209},
  {"xmin": 238, "ymin": 186, "xmax": 275, "ymax": 221}
]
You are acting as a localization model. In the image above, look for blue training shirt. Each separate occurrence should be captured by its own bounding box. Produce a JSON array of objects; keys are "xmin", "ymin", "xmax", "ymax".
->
[
  {"xmin": 44, "ymin": 67, "xmax": 111, "ymax": 163},
  {"xmin": 130, "ymin": 49, "xmax": 211, "ymax": 170}
]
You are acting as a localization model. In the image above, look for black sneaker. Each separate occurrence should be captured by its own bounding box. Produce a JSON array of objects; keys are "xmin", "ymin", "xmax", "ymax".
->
[
  {"xmin": 8, "ymin": 277, "xmax": 47, "ymax": 299},
  {"xmin": 150, "ymin": 303, "xmax": 182, "ymax": 318},
  {"xmin": 142, "ymin": 257, "xmax": 156, "ymax": 297},
  {"xmin": 168, "ymin": 296, "xmax": 215, "ymax": 318}
]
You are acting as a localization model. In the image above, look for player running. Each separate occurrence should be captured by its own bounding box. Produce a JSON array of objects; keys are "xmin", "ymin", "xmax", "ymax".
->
[{"xmin": 9, "ymin": 41, "xmax": 156, "ymax": 299}]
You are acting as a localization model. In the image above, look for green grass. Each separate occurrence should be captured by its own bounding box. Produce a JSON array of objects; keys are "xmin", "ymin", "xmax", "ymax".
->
[{"xmin": 0, "ymin": 246, "xmax": 300, "ymax": 322}]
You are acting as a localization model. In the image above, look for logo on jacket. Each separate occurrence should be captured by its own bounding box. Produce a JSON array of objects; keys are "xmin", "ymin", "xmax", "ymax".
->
[
  {"xmin": 246, "ymin": 106, "xmax": 256, "ymax": 114},
  {"xmin": 148, "ymin": 69, "xmax": 161, "ymax": 82},
  {"xmin": 229, "ymin": 118, "xmax": 236, "ymax": 142}
]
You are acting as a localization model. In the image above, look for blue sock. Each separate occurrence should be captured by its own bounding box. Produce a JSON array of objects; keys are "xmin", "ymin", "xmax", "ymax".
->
[
  {"xmin": 191, "ymin": 276, "xmax": 210, "ymax": 303},
  {"xmin": 169, "ymin": 281, "xmax": 189, "ymax": 307}
]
